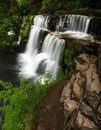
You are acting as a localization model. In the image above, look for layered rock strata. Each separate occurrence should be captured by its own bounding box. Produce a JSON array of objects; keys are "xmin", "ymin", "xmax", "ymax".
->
[{"xmin": 61, "ymin": 53, "xmax": 101, "ymax": 130}]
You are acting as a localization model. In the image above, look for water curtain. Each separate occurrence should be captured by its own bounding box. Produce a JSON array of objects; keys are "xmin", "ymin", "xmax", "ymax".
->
[{"xmin": 17, "ymin": 15, "xmax": 65, "ymax": 82}]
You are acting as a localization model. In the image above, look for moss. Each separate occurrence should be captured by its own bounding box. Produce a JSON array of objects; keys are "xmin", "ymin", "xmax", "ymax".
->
[
  {"xmin": 20, "ymin": 15, "xmax": 34, "ymax": 39},
  {"xmin": 63, "ymin": 41, "xmax": 85, "ymax": 78}
]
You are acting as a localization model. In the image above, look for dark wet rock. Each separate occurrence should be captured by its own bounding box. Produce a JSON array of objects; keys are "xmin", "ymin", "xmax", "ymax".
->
[
  {"xmin": 80, "ymin": 102, "xmax": 101, "ymax": 126},
  {"xmin": 61, "ymin": 53, "xmax": 101, "ymax": 130},
  {"xmin": 98, "ymin": 45, "xmax": 101, "ymax": 82},
  {"xmin": 80, "ymin": 127, "xmax": 91, "ymax": 130},
  {"xmin": 88, "ymin": 17, "xmax": 101, "ymax": 38},
  {"xmin": 84, "ymin": 90, "xmax": 100, "ymax": 111},
  {"xmin": 48, "ymin": 14, "xmax": 60, "ymax": 31}
]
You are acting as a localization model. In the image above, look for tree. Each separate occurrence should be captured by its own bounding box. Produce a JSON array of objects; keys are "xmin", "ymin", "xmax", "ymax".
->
[{"xmin": 40, "ymin": 0, "xmax": 62, "ymax": 13}]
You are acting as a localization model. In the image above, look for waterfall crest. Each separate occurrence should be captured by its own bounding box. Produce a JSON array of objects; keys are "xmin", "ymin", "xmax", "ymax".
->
[
  {"xmin": 34, "ymin": 15, "xmax": 49, "ymax": 29},
  {"xmin": 17, "ymin": 15, "xmax": 65, "ymax": 82},
  {"xmin": 56, "ymin": 15, "xmax": 92, "ymax": 40},
  {"xmin": 56, "ymin": 15, "xmax": 91, "ymax": 33}
]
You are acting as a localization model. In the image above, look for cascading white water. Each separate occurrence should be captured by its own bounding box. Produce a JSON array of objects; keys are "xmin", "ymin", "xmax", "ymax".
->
[
  {"xmin": 56, "ymin": 14, "xmax": 92, "ymax": 40},
  {"xmin": 56, "ymin": 15, "xmax": 91, "ymax": 33},
  {"xmin": 17, "ymin": 15, "xmax": 65, "ymax": 82},
  {"xmin": 17, "ymin": 14, "xmax": 92, "ymax": 83},
  {"xmin": 34, "ymin": 15, "xmax": 49, "ymax": 29},
  {"xmin": 41, "ymin": 34, "xmax": 65, "ymax": 64},
  {"xmin": 25, "ymin": 26, "xmax": 42, "ymax": 55},
  {"xmin": 25, "ymin": 15, "xmax": 49, "ymax": 55}
]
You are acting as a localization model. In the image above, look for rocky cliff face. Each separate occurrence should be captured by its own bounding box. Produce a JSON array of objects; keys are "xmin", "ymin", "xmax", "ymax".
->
[{"xmin": 61, "ymin": 53, "xmax": 101, "ymax": 130}]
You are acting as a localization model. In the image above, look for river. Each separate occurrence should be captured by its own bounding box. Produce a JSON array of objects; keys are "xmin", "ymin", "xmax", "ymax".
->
[{"xmin": 0, "ymin": 51, "xmax": 20, "ymax": 86}]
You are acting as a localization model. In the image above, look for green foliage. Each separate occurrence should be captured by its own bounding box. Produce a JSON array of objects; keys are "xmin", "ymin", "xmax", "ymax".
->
[
  {"xmin": 76, "ymin": 0, "xmax": 90, "ymax": 8},
  {"xmin": 67, "ymin": 0, "xmax": 78, "ymax": 9},
  {"xmin": 0, "ymin": 73, "xmax": 61, "ymax": 130},
  {"xmin": 18, "ymin": 0, "xmax": 30, "ymax": 8},
  {"xmin": 40, "ymin": 0, "xmax": 62, "ymax": 13},
  {"xmin": 0, "ymin": 16, "xmax": 20, "ymax": 49},
  {"xmin": 20, "ymin": 16, "xmax": 34, "ymax": 38},
  {"xmin": 0, "ymin": 0, "xmax": 101, "ymax": 50},
  {"xmin": 17, "ymin": 0, "xmax": 41, "ymax": 15},
  {"xmin": 0, "ymin": 79, "xmax": 34, "ymax": 130},
  {"xmin": 64, "ymin": 42, "xmax": 85, "ymax": 78},
  {"xmin": 67, "ymin": 0, "xmax": 89, "ymax": 9},
  {"xmin": 34, "ymin": 71, "xmax": 64, "ymax": 109},
  {"xmin": 0, "ymin": 15, "xmax": 34, "ymax": 50},
  {"xmin": 0, "ymin": 0, "xmax": 18, "ymax": 16},
  {"xmin": 65, "ymin": 0, "xmax": 101, "ymax": 9}
]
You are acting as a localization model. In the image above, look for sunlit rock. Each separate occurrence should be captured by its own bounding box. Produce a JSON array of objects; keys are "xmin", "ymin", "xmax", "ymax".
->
[{"xmin": 61, "ymin": 53, "xmax": 101, "ymax": 129}]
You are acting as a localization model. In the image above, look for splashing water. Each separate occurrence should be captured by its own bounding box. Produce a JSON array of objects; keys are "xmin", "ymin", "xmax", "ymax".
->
[
  {"xmin": 56, "ymin": 14, "xmax": 92, "ymax": 40},
  {"xmin": 17, "ymin": 15, "xmax": 65, "ymax": 82}
]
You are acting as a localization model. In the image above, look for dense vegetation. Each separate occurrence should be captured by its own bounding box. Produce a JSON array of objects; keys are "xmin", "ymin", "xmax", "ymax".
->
[
  {"xmin": 0, "ymin": 42, "xmax": 85, "ymax": 130},
  {"xmin": 0, "ymin": 0, "xmax": 101, "ymax": 130},
  {"xmin": 0, "ymin": 0, "xmax": 101, "ymax": 49},
  {"xmin": 64, "ymin": 42, "xmax": 85, "ymax": 78},
  {"xmin": 0, "ymin": 72, "xmax": 64, "ymax": 130}
]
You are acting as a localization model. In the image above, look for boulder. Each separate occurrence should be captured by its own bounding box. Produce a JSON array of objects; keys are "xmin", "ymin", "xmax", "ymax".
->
[{"xmin": 61, "ymin": 53, "xmax": 101, "ymax": 130}]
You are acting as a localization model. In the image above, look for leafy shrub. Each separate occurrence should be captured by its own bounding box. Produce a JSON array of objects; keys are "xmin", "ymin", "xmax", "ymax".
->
[
  {"xmin": 0, "ymin": 79, "xmax": 34, "ymax": 130},
  {"xmin": 0, "ymin": 15, "xmax": 34, "ymax": 50},
  {"xmin": 20, "ymin": 15, "xmax": 34, "ymax": 39},
  {"xmin": 0, "ymin": 72, "xmax": 63, "ymax": 130},
  {"xmin": 67, "ymin": 0, "xmax": 84, "ymax": 9},
  {"xmin": 0, "ymin": 16, "xmax": 20, "ymax": 49},
  {"xmin": 64, "ymin": 42, "xmax": 85, "ymax": 78},
  {"xmin": 40, "ymin": 0, "xmax": 62, "ymax": 13}
]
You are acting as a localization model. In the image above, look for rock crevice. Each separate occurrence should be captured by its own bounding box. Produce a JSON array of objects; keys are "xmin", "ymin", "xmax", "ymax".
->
[{"xmin": 61, "ymin": 53, "xmax": 101, "ymax": 130}]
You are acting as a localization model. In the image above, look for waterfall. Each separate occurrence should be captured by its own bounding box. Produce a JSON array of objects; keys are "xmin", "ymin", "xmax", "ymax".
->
[
  {"xmin": 25, "ymin": 15, "xmax": 49, "ymax": 55},
  {"xmin": 34, "ymin": 15, "xmax": 49, "ymax": 29},
  {"xmin": 17, "ymin": 14, "xmax": 93, "ymax": 83},
  {"xmin": 41, "ymin": 34, "xmax": 65, "ymax": 63},
  {"xmin": 56, "ymin": 15, "xmax": 91, "ymax": 33},
  {"xmin": 17, "ymin": 15, "xmax": 65, "ymax": 82},
  {"xmin": 56, "ymin": 15, "xmax": 92, "ymax": 40}
]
